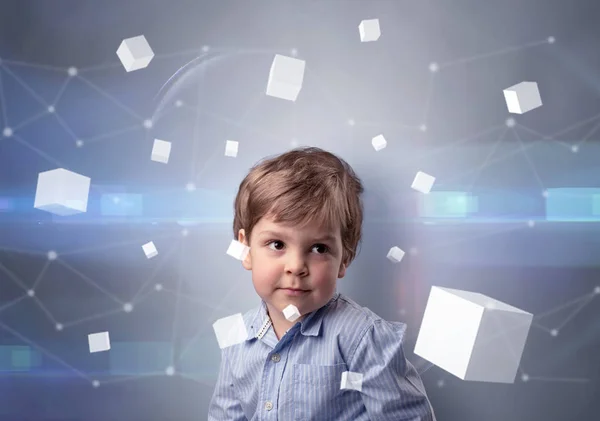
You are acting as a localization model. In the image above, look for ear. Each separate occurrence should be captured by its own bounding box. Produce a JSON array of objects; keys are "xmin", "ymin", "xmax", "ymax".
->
[
  {"xmin": 337, "ymin": 261, "xmax": 347, "ymax": 279},
  {"xmin": 238, "ymin": 228, "xmax": 252, "ymax": 271}
]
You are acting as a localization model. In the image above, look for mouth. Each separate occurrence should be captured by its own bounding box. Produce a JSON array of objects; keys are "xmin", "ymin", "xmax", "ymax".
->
[{"xmin": 281, "ymin": 288, "xmax": 309, "ymax": 292}]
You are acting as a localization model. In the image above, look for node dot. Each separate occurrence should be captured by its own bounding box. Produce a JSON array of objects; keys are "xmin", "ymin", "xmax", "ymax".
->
[
  {"xmin": 548, "ymin": 36, "xmax": 556, "ymax": 44},
  {"xmin": 571, "ymin": 144, "xmax": 579, "ymax": 153},
  {"xmin": 428, "ymin": 62, "xmax": 439, "ymax": 73},
  {"xmin": 155, "ymin": 284, "xmax": 163, "ymax": 291},
  {"xmin": 419, "ymin": 124, "xmax": 427, "ymax": 132},
  {"xmin": 75, "ymin": 139, "xmax": 84, "ymax": 147},
  {"xmin": 505, "ymin": 118, "xmax": 516, "ymax": 128},
  {"xmin": 290, "ymin": 48, "xmax": 298, "ymax": 57},
  {"xmin": 436, "ymin": 379, "xmax": 444, "ymax": 388},
  {"xmin": 55, "ymin": 323, "xmax": 63, "ymax": 331},
  {"xmin": 181, "ymin": 228, "xmax": 189, "ymax": 237},
  {"xmin": 92, "ymin": 380, "xmax": 100, "ymax": 388},
  {"xmin": 594, "ymin": 286, "xmax": 600, "ymax": 294},
  {"xmin": 27, "ymin": 289, "xmax": 35, "ymax": 297},
  {"xmin": 47, "ymin": 250, "xmax": 58, "ymax": 260},
  {"xmin": 521, "ymin": 373, "xmax": 529, "ymax": 382},
  {"xmin": 166, "ymin": 366, "xmax": 175, "ymax": 376},
  {"xmin": 185, "ymin": 182, "xmax": 196, "ymax": 192},
  {"xmin": 201, "ymin": 45, "xmax": 210, "ymax": 53},
  {"xmin": 67, "ymin": 67, "xmax": 78, "ymax": 76},
  {"xmin": 3, "ymin": 127, "xmax": 13, "ymax": 137},
  {"xmin": 175, "ymin": 99, "xmax": 183, "ymax": 108},
  {"xmin": 143, "ymin": 119, "xmax": 153, "ymax": 129},
  {"xmin": 550, "ymin": 329, "xmax": 558, "ymax": 337},
  {"xmin": 123, "ymin": 303, "xmax": 133, "ymax": 313},
  {"xmin": 47, "ymin": 105, "xmax": 55, "ymax": 113},
  {"xmin": 347, "ymin": 119, "xmax": 355, "ymax": 127},
  {"xmin": 527, "ymin": 220, "xmax": 535, "ymax": 228}
]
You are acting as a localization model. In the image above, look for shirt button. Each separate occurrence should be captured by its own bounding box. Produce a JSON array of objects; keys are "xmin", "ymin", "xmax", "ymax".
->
[
  {"xmin": 264, "ymin": 401, "xmax": 273, "ymax": 411},
  {"xmin": 271, "ymin": 353, "xmax": 281, "ymax": 363}
]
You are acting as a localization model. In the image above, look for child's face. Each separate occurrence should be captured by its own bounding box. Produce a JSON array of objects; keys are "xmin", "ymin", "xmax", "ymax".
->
[{"xmin": 238, "ymin": 215, "xmax": 347, "ymax": 319}]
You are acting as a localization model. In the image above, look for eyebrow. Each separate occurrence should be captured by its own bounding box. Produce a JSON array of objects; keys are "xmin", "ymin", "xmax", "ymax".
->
[{"xmin": 259, "ymin": 230, "xmax": 337, "ymax": 243}]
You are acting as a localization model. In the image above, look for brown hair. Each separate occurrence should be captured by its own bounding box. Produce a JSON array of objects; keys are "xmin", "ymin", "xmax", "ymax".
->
[{"xmin": 233, "ymin": 147, "xmax": 364, "ymax": 267}]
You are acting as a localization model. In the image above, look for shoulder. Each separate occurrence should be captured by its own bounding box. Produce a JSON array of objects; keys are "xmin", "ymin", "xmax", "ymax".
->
[{"xmin": 323, "ymin": 293, "xmax": 407, "ymax": 348}]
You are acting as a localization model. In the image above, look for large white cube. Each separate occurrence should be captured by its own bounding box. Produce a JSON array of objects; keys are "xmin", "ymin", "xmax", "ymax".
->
[
  {"xmin": 116, "ymin": 35, "xmax": 155, "ymax": 72},
  {"xmin": 359, "ymin": 19, "xmax": 381, "ymax": 42},
  {"xmin": 226, "ymin": 239, "xmax": 250, "ymax": 261},
  {"xmin": 225, "ymin": 140, "xmax": 239, "ymax": 158},
  {"xmin": 88, "ymin": 331, "xmax": 110, "ymax": 353},
  {"xmin": 213, "ymin": 313, "xmax": 248, "ymax": 349},
  {"xmin": 34, "ymin": 168, "xmax": 91, "ymax": 216},
  {"xmin": 151, "ymin": 139, "xmax": 171, "ymax": 163},
  {"xmin": 266, "ymin": 54, "xmax": 305, "ymax": 102},
  {"xmin": 503, "ymin": 81, "xmax": 542, "ymax": 114},
  {"xmin": 414, "ymin": 286, "xmax": 533, "ymax": 383},
  {"xmin": 411, "ymin": 171, "xmax": 435, "ymax": 194},
  {"xmin": 372, "ymin": 134, "xmax": 387, "ymax": 151}
]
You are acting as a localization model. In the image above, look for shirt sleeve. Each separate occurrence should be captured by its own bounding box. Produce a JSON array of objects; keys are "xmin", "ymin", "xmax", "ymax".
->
[
  {"xmin": 348, "ymin": 320, "xmax": 436, "ymax": 421},
  {"xmin": 207, "ymin": 350, "xmax": 248, "ymax": 421}
]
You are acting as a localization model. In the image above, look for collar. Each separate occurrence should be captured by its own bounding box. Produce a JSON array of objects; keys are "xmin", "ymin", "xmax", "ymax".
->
[{"xmin": 246, "ymin": 292, "xmax": 341, "ymax": 341}]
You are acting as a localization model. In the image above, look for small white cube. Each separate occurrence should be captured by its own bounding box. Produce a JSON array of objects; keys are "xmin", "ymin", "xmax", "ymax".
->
[
  {"xmin": 142, "ymin": 241, "xmax": 158, "ymax": 259},
  {"xmin": 34, "ymin": 168, "xmax": 91, "ymax": 216},
  {"xmin": 386, "ymin": 246, "xmax": 405, "ymax": 263},
  {"xmin": 359, "ymin": 19, "xmax": 381, "ymax": 42},
  {"xmin": 283, "ymin": 304, "xmax": 301, "ymax": 322},
  {"xmin": 213, "ymin": 313, "xmax": 248, "ymax": 349},
  {"xmin": 225, "ymin": 140, "xmax": 239, "ymax": 158},
  {"xmin": 116, "ymin": 35, "xmax": 155, "ymax": 72},
  {"xmin": 151, "ymin": 139, "xmax": 171, "ymax": 164},
  {"xmin": 88, "ymin": 331, "xmax": 110, "ymax": 353},
  {"xmin": 503, "ymin": 81, "xmax": 543, "ymax": 114},
  {"xmin": 266, "ymin": 54, "xmax": 306, "ymax": 102},
  {"xmin": 340, "ymin": 371, "xmax": 363, "ymax": 391},
  {"xmin": 414, "ymin": 286, "xmax": 533, "ymax": 383},
  {"xmin": 226, "ymin": 239, "xmax": 250, "ymax": 261},
  {"xmin": 372, "ymin": 134, "xmax": 387, "ymax": 151},
  {"xmin": 411, "ymin": 171, "xmax": 436, "ymax": 194}
]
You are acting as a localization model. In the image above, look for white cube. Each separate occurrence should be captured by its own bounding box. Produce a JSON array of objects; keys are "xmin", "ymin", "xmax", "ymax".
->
[
  {"xmin": 213, "ymin": 313, "xmax": 248, "ymax": 349},
  {"xmin": 116, "ymin": 35, "xmax": 155, "ymax": 72},
  {"xmin": 372, "ymin": 134, "xmax": 387, "ymax": 151},
  {"xmin": 34, "ymin": 168, "xmax": 91, "ymax": 216},
  {"xmin": 88, "ymin": 331, "xmax": 110, "ymax": 353},
  {"xmin": 225, "ymin": 140, "xmax": 239, "ymax": 158},
  {"xmin": 142, "ymin": 241, "xmax": 158, "ymax": 259},
  {"xmin": 266, "ymin": 54, "xmax": 305, "ymax": 102},
  {"xmin": 283, "ymin": 304, "xmax": 301, "ymax": 322},
  {"xmin": 151, "ymin": 139, "xmax": 171, "ymax": 164},
  {"xmin": 340, "ymin": 371, "xmax": 363, "ymax": 391},
  {"xmin": 386, "ymin": 246, "xmax": 405, "ymax": 263},
  {"xmin": 226, "ymin": 239, "xmax": 250, "ymax": 261},
  {"xmin": 359, "ymin": 19, "xmax": 381, "ymax": 42},
  {"xmin": 414, "ymin": 286, "xmax": 533, "ymax": 383},
  {"xmin": 411, "ymin": 171, "xmax": 435, "ymax": 194},
  {"xmin": 503, "ymin": 81, "xmax": 542, "ymax": 114}
]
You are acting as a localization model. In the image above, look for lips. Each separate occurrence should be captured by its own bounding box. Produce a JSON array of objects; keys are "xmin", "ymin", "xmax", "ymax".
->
[{"xmin": 283, "ymin": 288, "xmax": 308, "ymax": 292}]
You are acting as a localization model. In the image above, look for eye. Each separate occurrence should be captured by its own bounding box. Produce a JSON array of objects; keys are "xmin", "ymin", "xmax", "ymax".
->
[
  {"xmin": 267, "ymin": 240, "xmax": 285, "ymax": 251},
  {"xmin": 312, "ymin": 244, "xmax": 330, "ymax": 254}
]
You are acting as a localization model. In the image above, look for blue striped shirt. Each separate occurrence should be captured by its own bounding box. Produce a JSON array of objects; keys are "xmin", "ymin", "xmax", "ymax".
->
[{"xmin": 208, "ymin": 291, "xmax": 436, "ymax": 420}]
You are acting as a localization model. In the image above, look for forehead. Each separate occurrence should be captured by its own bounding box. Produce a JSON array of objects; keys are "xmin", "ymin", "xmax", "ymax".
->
[{"xmin": 256, "ymin": 216, "xmax": 340, "ymax": 240}]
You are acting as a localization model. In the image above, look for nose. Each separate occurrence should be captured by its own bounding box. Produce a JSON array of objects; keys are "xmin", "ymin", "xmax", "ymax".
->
[{"xmin": 284, "ymin": 250, "xmax": 308, "ymax": 276}]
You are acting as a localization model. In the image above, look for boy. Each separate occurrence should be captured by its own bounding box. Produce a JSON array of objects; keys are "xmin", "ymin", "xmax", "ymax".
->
[{"xmin": 208, "ymin": 147, "xmax": 435, "ymax": 420}]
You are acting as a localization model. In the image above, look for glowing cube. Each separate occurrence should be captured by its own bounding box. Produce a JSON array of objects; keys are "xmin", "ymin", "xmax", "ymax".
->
[
  {"xmin": 88, "ymin": 331, "xmax": 111, "ymax": 353},
  {"xmin": 359, "ymin": 19, "xmax": 381, "ymax": 42},
  {"xmin": 266, "ymin": 54, "xmax": 305, "ymax": 102},
  {"xmin": 503, "ymin": 81, "xmax": 542, "ymax": 114},
  {"xmin": 116, "ymin": 35, "xmax": 154, "ymax": 72},
  {"xmin": 213, "ymin": 313, "xmax": 248, "ymax": 349},
  {"xmin": 151, "ymin": 139, "xmax": 171, "ymax": 164},
  {"xmin": 34, "ymin": 168, "xmax": 91, "ymax": 216},
  {"xmin": 283, "ymin": 304, "xmax": 301, "ymax": 322},
  {"xmin": 411, "ymin": 171, "xmax": 435, "ymax": 194}
]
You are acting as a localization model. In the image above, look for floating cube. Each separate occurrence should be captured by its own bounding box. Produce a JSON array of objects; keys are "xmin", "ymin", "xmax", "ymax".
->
[
  {"xmin": 341, "ymin": 371, "xmax": 363, "ymax": 391},
  {"xmin": 386, "ymin": 246, "xmax": 405, "ymax": 263},
  {"xmin": 34, "ymin": 168, "xmax": 91, "ymax": 216},
  {"xmin": 503, "ymin": 81, "xmax": 542, "ymax": 114},
  {"xmin": 142, "ymin": 241, "xmax": 158, "ymax": 259},
  {"xmin": 372, "ymin": 134, "xmax": 387, "ymax": 151},
  {"xmin": 88, "ymin": 331, "xmax": 111, "ymax": 353},
  {"xmin": 226, "ymin": 239, "xmax": 250, "ymax": 261},
  {"xmin": 359, "ymin": 19, "xmax": 381, "ymax": 42},
  {"xmin": 225, "ymin": 140, "xmax": 239, "ymax": 158},
  {"xmin": 213, "ymin": 313, "xmax": 248, "ymax": 349},
  {"xmin": 151, "ymin": 139, "xmax": 171, "ymax": 164},
  {"xmin": 414, "ymin": 286, "xmax": 533, "ymax": 383},
  {"xmin": 283, "ymin": 304, "xmax": 301, "ymax": 322},
  {"xmin": 411, "ymin": 171, "xmax": 435, "ymax": 194},
  {"xmin": 266, "ymin": 54, "xmax": 306, "ymax": 102},
  {"xmin": 116, "ymin": 35, "xmax": 154, "ymax": 72}
]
